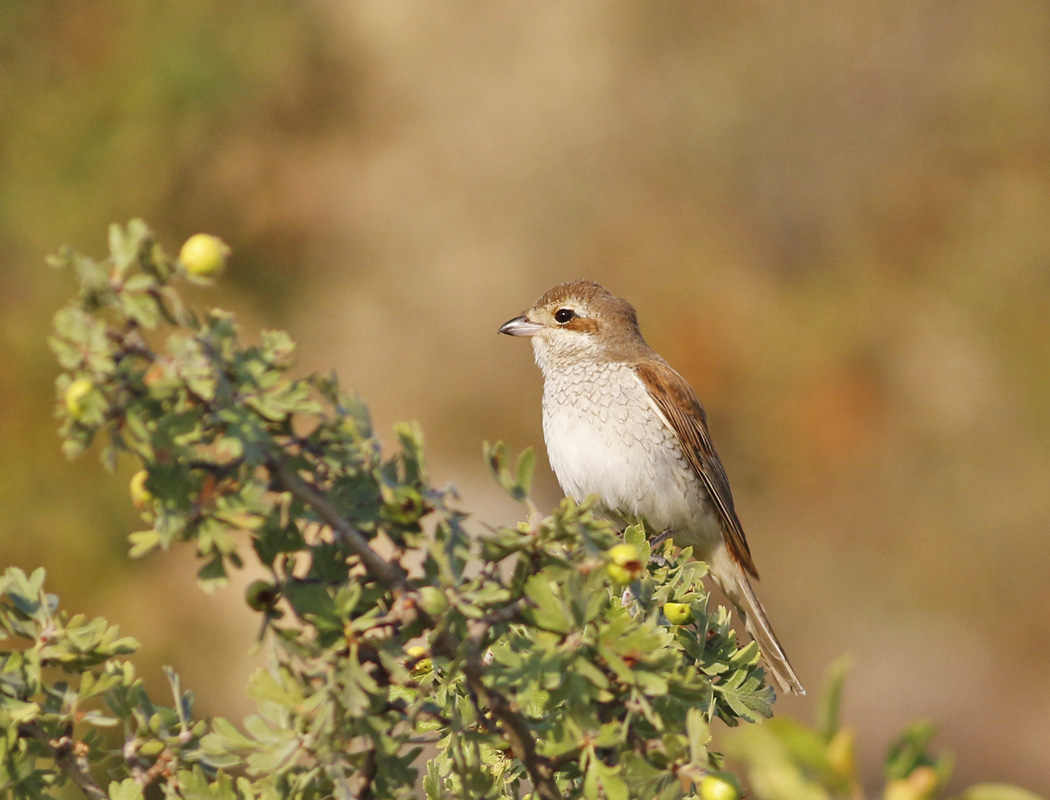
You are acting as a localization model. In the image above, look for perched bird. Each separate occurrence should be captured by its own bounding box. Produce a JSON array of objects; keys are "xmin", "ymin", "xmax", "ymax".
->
[{"xmin": 499, "ymin": 280, "xmax": 804, "ymax": 695}]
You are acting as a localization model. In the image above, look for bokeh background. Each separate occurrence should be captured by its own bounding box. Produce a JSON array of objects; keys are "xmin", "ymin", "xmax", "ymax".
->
[{"xmin": 3, "ymin": 2, "xmax": 1049, "ymax": 794}]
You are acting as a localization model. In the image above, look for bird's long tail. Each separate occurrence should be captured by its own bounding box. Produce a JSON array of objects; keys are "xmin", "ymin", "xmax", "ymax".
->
[{"xmin": 710, "ymin": 553, "xmax": 805, "ymax": 696}]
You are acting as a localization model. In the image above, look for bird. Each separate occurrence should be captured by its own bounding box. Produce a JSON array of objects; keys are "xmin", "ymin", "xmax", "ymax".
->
[{"xmin": 499, "ymin": 280, "xmax": 804, "ymax": 695}]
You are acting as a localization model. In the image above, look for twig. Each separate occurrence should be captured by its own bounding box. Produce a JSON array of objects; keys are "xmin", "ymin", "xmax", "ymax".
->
[
  {"xmin": 480, "ymin": 597, "xmax": 531, "ymax": 628},
  {"xmin": 346, "ymin": 748, "xmax": 378, "ymax": 800},
  {"xmin": 457, "ymin": 626, "xmax": 559, "ymax": 800},
  {"xmin": 429, "ymin": 616, "xmax": 560, "ymax": 800},
  {"xmin": 268, "ymin": 458, "xmax": 411, "ymax": 594},
  {"xmin": 20, "ymin": 723, "xmax": 106, "ymax": 800}
]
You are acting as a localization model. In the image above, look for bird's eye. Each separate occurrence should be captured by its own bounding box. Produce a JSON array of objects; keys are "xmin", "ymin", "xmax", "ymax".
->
[{"xmin": 554, "ymin": 308, "xmax": 576, "ymax": 324}]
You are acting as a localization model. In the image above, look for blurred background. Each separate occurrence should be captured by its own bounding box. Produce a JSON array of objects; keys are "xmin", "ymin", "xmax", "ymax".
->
[{"xmin": 2, "ymin": 2, "xmax": 1049, "ymax": 794}]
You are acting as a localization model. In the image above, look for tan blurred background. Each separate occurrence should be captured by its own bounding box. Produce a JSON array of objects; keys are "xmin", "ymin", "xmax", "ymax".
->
[{"xmin": 2, "ymin": 2, "xmax": 1049, "ymax": 794}]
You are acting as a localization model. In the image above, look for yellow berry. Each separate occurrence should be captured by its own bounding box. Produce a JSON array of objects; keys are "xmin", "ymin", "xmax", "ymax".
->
[
  {"xmin": 607, "ymin": 543, "xmax": 643, "ymax": 583},
  {"xmin": 699, "ymin": 773, "xmax": 740, "ymax": 800},
  {"xmin": 64, "ymin": 378, "xmax": 94, "ymax": 418},
  {"xmin": 179, "ymin": 233, "xmax": 230, "ymax": 277},
  {"xmin": 607, "ymin": 543, "xmax": 640, "ymax": 566},
  {"xmin": 609, "ymin": 541, "xmax": 638, "ymax": 566},
  {"xmin": 663, "ymin": 602, "xmax": 693, "ymax": 625},
  {"xmin": 406, "ymin": 645, "xmax": 432, "ymax": 676},
  {"xmin": 606, "ymin": 543, "xmax": 643, "ymax": 585},
  {"xmin": 606, "ymin": 563, "xmax": 634, "ymax": 585},
  {"xmin": 129, "ymin": 470, "xmax": 152, "ymax": 508}
]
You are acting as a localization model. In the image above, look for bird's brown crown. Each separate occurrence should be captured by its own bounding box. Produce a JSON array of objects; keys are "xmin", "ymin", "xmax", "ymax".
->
[{"xmin": 530, "ymin": 281, "xmax": 644, "ymax": 347}]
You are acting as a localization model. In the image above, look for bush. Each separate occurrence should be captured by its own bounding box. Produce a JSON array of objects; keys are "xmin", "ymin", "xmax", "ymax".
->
[{"xmin": 0, "ymin": 221, "xmax": 1036, "ymax": 800}]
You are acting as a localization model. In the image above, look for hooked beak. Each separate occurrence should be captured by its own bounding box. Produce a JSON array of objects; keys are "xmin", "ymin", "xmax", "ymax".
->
[{"xmin": 498, "ymin": 314, "xmax": 543, "ymax": 337}]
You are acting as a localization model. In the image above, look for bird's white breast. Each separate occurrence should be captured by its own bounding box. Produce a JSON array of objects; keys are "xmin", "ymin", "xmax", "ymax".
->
[{"xmin": 537, "ymin": 356, "xmax": 720, "ymax": 551}]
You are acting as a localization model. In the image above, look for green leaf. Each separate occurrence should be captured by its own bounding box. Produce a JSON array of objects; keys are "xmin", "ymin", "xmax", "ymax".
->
[
  {"xmin": 523, "ymin": 575, "xmax": 572, "ymax": 634},
  {"xmin": 246, "ymin": 736, "xmax": 300, "ymax": 775},
  {"xmin": 208, "ymin": 717, "xmax": 258, "ymax": 751},
  {"xmin": 513, "ymin": 447, "xmax": 535, "ymax": 499},
  {"xmin": 728, "ymin": 640, "xmax": 761, "ymax": 669},
  {"xmin": 128, "ymin": 529, "xmax": 163, "ymax": 559},
  {"xmin": 715, "ymin": 669, "xmax": 774, "ymax": 724},
  {"xmin": 280, "ymin": 580, "xmax": 334, "ymax": 622},
  {"xmin": 109, "ymin": 221, "xmax": 147, "ymax": 278},
  {"xmin": 584, "ymin": 757, "xmax": 628, "ymax": 800},
  {"xmin": 196, "ymin": 555, "xmax": 230, "ymax": 591},
  {"xmin": 817, "ymin": 654, "xmax": 852, "ymax": 739},
  {"xmin": 394, "ymin": 420, "xmax": 427, "ymax": 483},
  {"xmin": 485, "ymin": 440, "xmax": 535, "ymax": 502},
  {"xmin": 108, "ymin": 777, "xmax": 145, "ymax": 800},
  {"xmin": 686, "ymin": 706, "xmax": 712, "ymax": 762},
  {"xmin": 885, "ymin": 720, "xmax": 941, "ymax": 780},
  {"xmin": 247, "ymin": 668, "xmax": 304, "ymax": 709},
  {"xmin": 763, "ymin": 717, "xmax": 833, "ymax": 775},
  {"xmin": 1, "ymin": 699, "xmax": 39, "ymax": 724}
]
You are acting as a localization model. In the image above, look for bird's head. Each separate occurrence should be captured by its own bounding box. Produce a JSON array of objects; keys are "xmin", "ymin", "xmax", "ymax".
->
[{"xmin": 499, "ymin": 280, "xmax": 648, "ymax": 373}]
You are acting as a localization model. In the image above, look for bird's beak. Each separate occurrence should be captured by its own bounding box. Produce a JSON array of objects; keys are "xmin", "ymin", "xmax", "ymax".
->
[{"xmin": 498, "ymin": 315, "xmax": 543, "ymax": 337}]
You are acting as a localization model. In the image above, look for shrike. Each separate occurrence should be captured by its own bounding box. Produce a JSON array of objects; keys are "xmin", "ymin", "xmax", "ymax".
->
[{"xmin": 500, "ymin": 280, "xmax": 804, "ymax": 695}]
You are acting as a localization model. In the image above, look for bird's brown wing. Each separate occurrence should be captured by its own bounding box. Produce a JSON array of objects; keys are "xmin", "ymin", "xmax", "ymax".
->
[{"xmin": 634, "ymin": 360, "xmax": 759, "ymax": 578}]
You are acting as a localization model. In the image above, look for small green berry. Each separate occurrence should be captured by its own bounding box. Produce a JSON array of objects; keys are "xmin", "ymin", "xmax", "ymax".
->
[{"xmin": 246, "ymin": 580, "xmax": 278, "ymax": 612}]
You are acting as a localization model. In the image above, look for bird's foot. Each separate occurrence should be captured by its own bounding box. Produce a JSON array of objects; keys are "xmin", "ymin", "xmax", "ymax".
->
[
  {"xmin": 648, "ymin": 529, "xmax": 673, "ymax": 567},
  {"xmin": 649, "ymin": 529, "xmax": 673, "ymax": 549}
]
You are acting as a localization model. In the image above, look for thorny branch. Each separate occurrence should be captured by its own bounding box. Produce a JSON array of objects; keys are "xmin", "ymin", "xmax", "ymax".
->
[
  {"xmin": 268, "ymin": 458, "xmax": 412, "ymax": 595},
  {"xmin": 459, "ymin": 622, "xmax": 559, "ymax": 800},
  {"xmin": 269, "ymin": 457, "xmax": 560, "ymax": 800}
]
